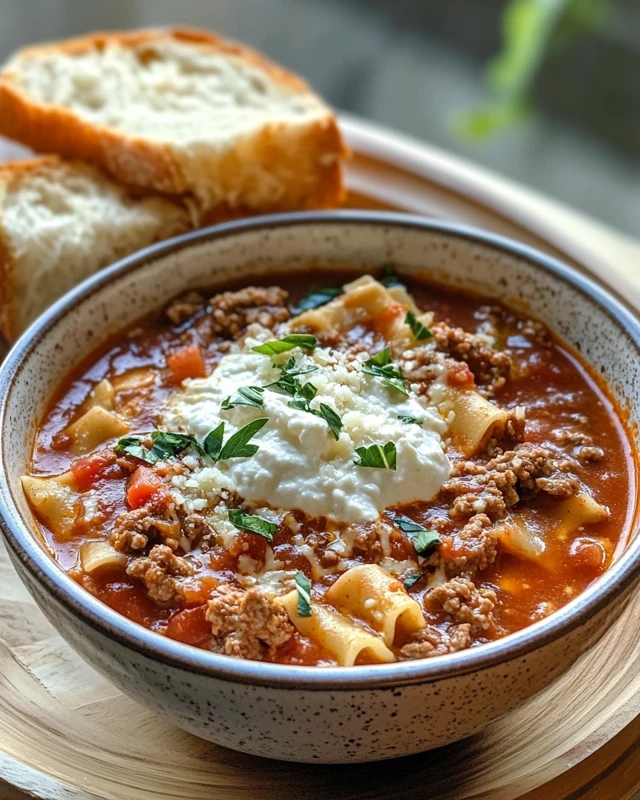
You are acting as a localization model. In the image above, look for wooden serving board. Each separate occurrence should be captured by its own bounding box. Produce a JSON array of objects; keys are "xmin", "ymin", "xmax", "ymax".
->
[{"xmin": 1, "ymin": 118, "xmax": 639, "ymax": 800}]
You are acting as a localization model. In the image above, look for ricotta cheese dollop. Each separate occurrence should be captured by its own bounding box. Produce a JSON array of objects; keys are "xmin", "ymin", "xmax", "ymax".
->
[{"xmin": 164, "ymin": 327, "xmax": 451, "ymax": 524}]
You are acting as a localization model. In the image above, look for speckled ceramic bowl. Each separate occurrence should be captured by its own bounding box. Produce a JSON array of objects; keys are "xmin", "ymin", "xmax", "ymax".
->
[{"xmin": 0, "ymin": 212, "xmax": 639, "ymax": 763}]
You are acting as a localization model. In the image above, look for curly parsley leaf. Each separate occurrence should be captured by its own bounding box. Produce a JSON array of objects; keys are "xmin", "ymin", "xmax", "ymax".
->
[
  {"xmin": 362, "ymin": 348, "xmax": 409, "ymax": 397},
  {"xmin": 395, "ymin": 515, "xmax": 442, "ymax": 556},
  {"xmin": 221, "ymin": 386, "xmax": 265, "ymax": 410},
  {"xmin": 405, "ymin": 309, "xmax": 433, "ymax": 341},
  {"xmin": 252, "ymin": 333, "xmax": 317, "ymax": 356},
  {"xmin": 379, "ymin": 263, "xmax": 405, "ymax": 288},
  {"xmin": 228, "ymin": 509, "xmax": 278, "ymax": 541},
  {"xmin": 294, "ymin": 286, "xmax": 343, "ymax": 313},
  {"xmin": 295, "ymin": 571, "xmax": 313, "ymax": 616},
  {"xmin": 353, "ymin": 441, "xmax": 397, "ymax": 470},
  {"xmin": 398, "ymin": 415, "xmax": 423, "ymax": 426},
  {"xmin": 219, "ymin": 418, "xmax": 269, "ymax": 461}
]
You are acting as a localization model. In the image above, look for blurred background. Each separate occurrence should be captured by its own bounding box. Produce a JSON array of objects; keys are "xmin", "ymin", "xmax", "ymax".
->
[{"xmin": 0, "ymin": 0, "xmax": 638, "ymax": 235}]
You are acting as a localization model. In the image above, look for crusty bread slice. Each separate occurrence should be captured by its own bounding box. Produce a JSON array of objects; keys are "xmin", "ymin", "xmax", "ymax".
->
[
  {"xmin": 0, "ymin": 28, "xmax": 347, "ymax": 221},
  {"xmin": 0, "ymin": 157, "xmax": 191, "ymax": 341}
]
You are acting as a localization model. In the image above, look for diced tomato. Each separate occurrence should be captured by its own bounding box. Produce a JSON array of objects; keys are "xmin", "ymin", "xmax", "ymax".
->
[
  {"xmin": 166, "ymin": 605, "xmax": 211, "ymax": 646},
  {"xmin": 446, "ymin": 361, "xmax": 475, "ymax": 386},
  {"xmin": 71, "ymin": 449, "xmax": 117, "ymax": 491},
  {"xmin": 570, "ymin": 537, "xmax": 606, "ymax": 573},
  {"xmin": 167, "ymin": 343, "xmax": 206, "ymax": 383},
  {"xmin": 375, "ymin": 302, "xmax": 407, "ymax": 335},
  {"xmin": 127, "ymin": 466, "xmax": 162, "ymax": 509}
]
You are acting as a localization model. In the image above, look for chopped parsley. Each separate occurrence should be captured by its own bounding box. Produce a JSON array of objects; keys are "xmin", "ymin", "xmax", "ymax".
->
[
  {"xmin": 294, "ymin": 285, "xmax": 343, "ymax": 313},
  {"xmin": 228, "ymin": 509, "xmax": 278, "ymax": 541},
  {"xmin": 267, "ymin": 358, "xmax": 342, "ymax": 439},
  {"xmin": 379, "ymin": 264, "xmax": 405, "ymax": 288},
  {"xmin": 295, "ymin": 572, "xmax": 313, "ymax": 616},
  {"xmin": 315, "ymin": 403, "xmax": 343, "ymax": 440},
  {"xmin": 353, "ymin": 442, "xmax": 397, "ymax": 470},
  {"xmin": 405, "ymin": 309, "xmax": 434, "ymax": 341},
  {"xmin": 203, "ymin": 418, "xmax": 269, "ymax": 462},
  {"xmin": 398, "ymin": 415, "xmax": 423, "ymax": 426},
  {"xmin": 362, "ymin": 348, "xmax": 409, "ymax": 396},
  {"xmin": 252, "ymin": 333, "xmax": 317, "ymax": 356},
  {"xmin": 403, "ymin": 572, "xmax": 423, "ymax": 590},
  {"xmin": 115, "ymin": 430, "xmax": 203, "ymax": 464},
  {"xmin": 394, "ymin": 515, "xmax": 441, "ymax": 557},
  {"xmin": 221, "ymin": 386, "xmax": 264, "ymax": 410}
]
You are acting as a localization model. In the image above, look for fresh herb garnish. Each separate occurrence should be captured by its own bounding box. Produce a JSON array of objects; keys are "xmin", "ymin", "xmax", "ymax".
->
[
  {"xmin": 315, "ymin": 403, "xmax": 343, "ymax": 440},
  {"xmin": 219, "ymin": 418, "xmax": 269, "ymax": 461},
  {"xmin": 221, "ymin": 386, "xmax": 264, "ymax": 410},
  {"xmin": 252, "ymin": 334, "xmax": 317, "ymax": 356},
  {"xmin": 353, "ymin": 442, "xmax": 397, "ymax": 470},
  {"xmin": 294, "ymin": 286, "xmax": 343, "ymax": 313},
  {"xmin": 405, "ymin": 309, "xmax": 434, "ymax": 342},
  {"xmin": 203, "ymin": 418, "xmax": 269, "ymax": 462},
  {"xmin": 228, "ymin": 509, "xmax": 278, "ymax": 541},
  {"xmin": 280, "ymin": 356, "xmax": 319, "ymax": 377},
  {"xmin": 379, "ymin": 264, "xmax": 405, "ymax": 288},
  {"xmin": 203, "ymin": 422, "xmax": 225, "ymax": 461},
  {"xmin": 362, "ymin": 348, "xmax": 409, "ymax": 396},
  {"xmin": 403, "ymin": 572, "xmax": 423, "ymax": 590},
  {"xmin": 394, "ymin": 515, "xmax": 442, "ymax": 556},
  {"xmin": 266, "ymin": 358, "xmax": 342, "ymax": 439},
  {"xmin": 115, "ymin": 430, "xmax": 203, "ymax": 463},
  {"xmin": 287, "ymin": 380, "xmax": 317, "ymax": 411},
  {"xmin": 398, "ymin": 415, "xmax": 423, "ymax": 426},
  {"xmin": 295, "ymin": 572, "xmax": 312, "ymax": 616}
]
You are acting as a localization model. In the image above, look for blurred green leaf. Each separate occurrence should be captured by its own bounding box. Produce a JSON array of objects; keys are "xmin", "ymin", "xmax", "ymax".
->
[{"xmin": 455, "ymin": 0, "xmax": 608, "ymax": 142}]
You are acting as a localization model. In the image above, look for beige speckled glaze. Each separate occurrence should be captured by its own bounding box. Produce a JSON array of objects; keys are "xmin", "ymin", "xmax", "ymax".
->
[{"xmin": 0, "ymin": 212, "xmax": 639, "ymax": 764}]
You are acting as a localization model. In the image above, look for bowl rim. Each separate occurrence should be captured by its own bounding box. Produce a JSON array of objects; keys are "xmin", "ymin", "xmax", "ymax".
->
[{"xmin": 1, "ymin": 209, "xmax": 639, "ymax": 690}]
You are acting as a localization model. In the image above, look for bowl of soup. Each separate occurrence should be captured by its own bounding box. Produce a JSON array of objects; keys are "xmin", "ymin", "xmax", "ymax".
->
[{"xmin": 0, "ymin": 211, "xmax": 638, "ymax": 763}]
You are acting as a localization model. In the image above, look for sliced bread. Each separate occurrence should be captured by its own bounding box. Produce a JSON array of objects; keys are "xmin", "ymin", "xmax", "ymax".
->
[
  {"xmin": 0, "ymin": 28, "xmax": 347, "ymax": 221},
  {"xmin": 0, "ymin": 157, "xmax": 191, "ymax": 340}
]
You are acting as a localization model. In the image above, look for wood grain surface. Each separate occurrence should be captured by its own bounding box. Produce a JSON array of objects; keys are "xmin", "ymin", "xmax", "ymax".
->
[{"xmin": 0, "ymin": 120, "xmax": 638, "ymax": 799}]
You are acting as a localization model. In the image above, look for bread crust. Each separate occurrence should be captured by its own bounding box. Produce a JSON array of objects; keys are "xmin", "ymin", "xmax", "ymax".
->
[{"xmin": 0, "ymin": 28, "xmax": 347, "ymax": 214}]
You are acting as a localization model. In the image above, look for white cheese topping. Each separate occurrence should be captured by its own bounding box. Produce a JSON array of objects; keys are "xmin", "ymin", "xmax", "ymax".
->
[{"xmin": 164, "ymin": 326, "xmax": 451, "ymax": 524}]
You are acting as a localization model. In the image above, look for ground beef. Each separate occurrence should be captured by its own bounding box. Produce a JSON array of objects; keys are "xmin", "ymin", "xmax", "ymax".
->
[
  {"xmin": 179, "ymin": 512, "xmax": 213, "ymax": 545},
  {"xmin": 552, "ymin": 428, "xmax": 605, "ymax": 464},
  {"xmin": 110, "ymin": 491, "xmax": 181, "ymax": 553},
  {"xmin": 398, "ymin": 347, "xmax": 443, "ymax": 389},
  {"xmin": 127, "ymin": 545, "xmax": 195, "ymax": 604},
  {"xmin": 425, "ymin": 578, "xmax": 498, "ymax": 633},
  {"xmin": 443, "ymin": 513, "xmax": 499, "ymax": 577},
  {"xmin": 487, "ymin": 444, "xmax": 579, "ymax": 499},
  {"xmin": 205, "ymin": 586, "xmax": 293, "ymax": 660},
  {"xmin": 351, "ymin": 524, "xmax": 385, "ymax": 562},
  {"xmin": 576, "ymin": 445, "xmax": 605, "ymax": 464},
  {"xmin": 432, "ymin": 322, "xmax": 512, "ymax": 395},
  {"xmin": 399, "ymin": 624, "xmax": 472, "ymax": 659},
  {"xmin": 443, "ymin": 443, "xmax": 580, "ymax": 528},
  {"xmin": 207, "ymin": 286, "xmax": 291, "ymax": 338},
  {"xmin": 165, "ymin": 291, "xmax": 206, "ymax": 325}
]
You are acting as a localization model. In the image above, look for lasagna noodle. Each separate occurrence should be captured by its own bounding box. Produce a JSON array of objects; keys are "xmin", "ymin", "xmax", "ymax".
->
[
  {"xmin": 292, "ymin": 275, "xmax": 431, "ymax": 344},
  {"xmin": 325, "ymin": 564, "xmax": 426, "ymax": 646},
  {"xmin": 21, "ymin": 472, "xmax": 81, "ymax": 540},
  {"xmin": 281, "ymin": 590, "xmax": 395, "ymax": 666},
  {"xmin": 446, "ymin": 387, "xmax": 509, "ymax": 456}
]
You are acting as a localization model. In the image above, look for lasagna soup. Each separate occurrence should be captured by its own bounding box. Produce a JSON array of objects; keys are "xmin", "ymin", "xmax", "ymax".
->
[{"xmin": 23, "ymin": 269, "xmax": 634, "ymax": 666}]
